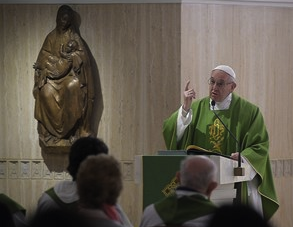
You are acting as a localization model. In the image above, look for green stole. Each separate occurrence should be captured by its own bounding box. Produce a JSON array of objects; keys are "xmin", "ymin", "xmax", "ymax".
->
[
  {"xmin": 45, "ymin": 188, "xmax": 78, "ymax": 210},
  {"xmin": 0, "ymin": 193, "xmax": 26, "ymax": 215},
  {"xmin": 162, "ymin": 93, "xmax": 279, "ymax": 220},
  {"xmin": 154, "ymin": 193, "xmax": 217, "ymax": 225}
]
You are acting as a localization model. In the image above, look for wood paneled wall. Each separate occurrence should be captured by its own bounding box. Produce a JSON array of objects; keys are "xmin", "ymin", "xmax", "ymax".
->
[{"xmin": 0, "ymin": 3, "xmax": 292, "ymax": 227}]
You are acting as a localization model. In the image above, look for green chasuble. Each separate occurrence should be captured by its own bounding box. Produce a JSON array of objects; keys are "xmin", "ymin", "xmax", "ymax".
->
[{"xmin": 162, "ymin": 93, "xmax": 279, "ymax": 220}]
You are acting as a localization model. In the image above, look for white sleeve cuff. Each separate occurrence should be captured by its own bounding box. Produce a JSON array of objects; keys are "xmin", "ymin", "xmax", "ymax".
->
[{"xmin": 177, "ymin": 106, "xmax": 192, "ymax": 141}]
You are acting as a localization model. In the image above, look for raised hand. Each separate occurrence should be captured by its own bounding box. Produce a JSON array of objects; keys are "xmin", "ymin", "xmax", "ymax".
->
[{"xmin": 183, "ymin": 80, "xmax": 196, "ymax": 111}]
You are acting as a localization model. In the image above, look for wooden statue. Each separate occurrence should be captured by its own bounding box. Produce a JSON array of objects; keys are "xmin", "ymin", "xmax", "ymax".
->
[{"xmin": 33, "ymin": 5, "xmax": 99, "ymax": 153}]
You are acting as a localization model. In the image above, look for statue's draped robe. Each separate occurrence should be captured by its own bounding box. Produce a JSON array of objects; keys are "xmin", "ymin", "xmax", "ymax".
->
[{"xmin": 33, "ymin": 27, "xmax": 94, "ymax": 143}]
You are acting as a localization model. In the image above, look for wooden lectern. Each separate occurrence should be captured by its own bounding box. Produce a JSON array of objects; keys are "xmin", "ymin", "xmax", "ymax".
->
[{"xmin": 135, "ymin": 152, "xmax": 254, "ymax": 209}]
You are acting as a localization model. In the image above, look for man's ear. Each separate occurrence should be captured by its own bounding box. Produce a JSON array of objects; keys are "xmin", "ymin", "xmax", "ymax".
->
[
  {"xmin": 206, "ymin": 181, "xmax": 218, "ymax": 198},
  {"xmin": 175, "ymin": 171, "xmax": 181, "ymax": 184},
  {"xmin": 231, "ymin": 82, "xmax": 237, "ymax": 91}
]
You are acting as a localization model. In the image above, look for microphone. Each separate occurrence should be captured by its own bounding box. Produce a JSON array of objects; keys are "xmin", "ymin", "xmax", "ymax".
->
[{"xmin": 211, "ymin": 100, "xmax": 244, "ymax": 176}]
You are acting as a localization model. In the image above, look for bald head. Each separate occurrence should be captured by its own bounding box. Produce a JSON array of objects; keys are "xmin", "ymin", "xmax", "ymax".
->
[{"xmin": 179, "ymin": 156, "xmax": 218, "ymax": 197}]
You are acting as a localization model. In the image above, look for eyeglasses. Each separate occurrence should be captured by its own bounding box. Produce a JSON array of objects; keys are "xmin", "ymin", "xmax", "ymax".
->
[{"xmin": 208, "ymin": 78, "xmax": 233, "ymax": 88}]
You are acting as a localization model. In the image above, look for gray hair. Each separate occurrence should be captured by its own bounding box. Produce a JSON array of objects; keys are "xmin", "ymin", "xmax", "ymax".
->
[{"xmin": 179, "ymin": 155, "xmax": 217, "ymax": 192}]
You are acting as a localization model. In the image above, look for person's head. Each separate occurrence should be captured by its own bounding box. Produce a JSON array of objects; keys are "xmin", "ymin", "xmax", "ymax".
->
[
  {"xmin": 177, "ymin": 155, "xmax": 218, "ymax": 198},
  {"xmin": 207, "ymin": 204, "xmax": 272, "ymax": 227},
  {"xmin": 77, "ymin": 154, "xmax": 123, "ymax": 209},
  {"xmin": 67, "ymin": 136, "xmax": 108, "ymax": 181},
  {"xmin": 65, "ymin": 40, "xmax": 78, "ymax": 53},
  {"xmin": 209, "ymin": 65, "xmax": 237, "ymax": 102},
  {"xmin": 56, "ymin": 5, "xmax": 75, "ymax": 31}
]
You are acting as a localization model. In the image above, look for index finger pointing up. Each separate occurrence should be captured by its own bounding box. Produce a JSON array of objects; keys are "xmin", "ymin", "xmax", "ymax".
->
[{"xmin": 185, "ymin": 81, "xmax": 190, "ymax": 91}]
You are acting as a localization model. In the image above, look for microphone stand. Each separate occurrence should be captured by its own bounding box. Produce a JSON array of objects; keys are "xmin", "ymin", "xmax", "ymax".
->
[
  {"xmin": 211, "ymin": 100, "xmax": 245, "ymax": 205},
  {"xmin": 211, "ymin": 101, "xmax": 245, "ymax": 176}
]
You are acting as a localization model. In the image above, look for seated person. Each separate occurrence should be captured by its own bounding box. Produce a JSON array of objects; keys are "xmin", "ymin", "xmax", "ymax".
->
[
  {"xmin": 0, "ymin": 200, "xmax": 16, "ymax": 227},
  {"xmin": 77, "ymin": 154, "xmax": 124, "ymax": 227},
  {"xmin": 139, "ymin": 155, "xmax": 218, "ymax": 227},
  {"xmin": 0, "ymin": 193, "xmax": 28, "ymax": 227},
  {"xmin": 29, "ymin": 208, "xmax": 85, "ymax": 227},
  {"xmin": 35, "ymin": 137, "xmax": 133, "ymax": 227},
  {"xmin": 207, "ymin": 203, "xmax": 272, "ymax": 227}
]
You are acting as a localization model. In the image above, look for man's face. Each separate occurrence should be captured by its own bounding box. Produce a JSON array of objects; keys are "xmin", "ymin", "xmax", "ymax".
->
[{"xmin": 209, "ymin": 69, "xmax": 236, "ymax": 102}]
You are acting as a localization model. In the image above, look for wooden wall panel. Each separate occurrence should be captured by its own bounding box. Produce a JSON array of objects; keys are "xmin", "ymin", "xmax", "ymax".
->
[
  {"xmin": 75, "ymin": 4, "xmax": 181, "ymax": 161},
  {"xmin": 181, "ymin": 4, "xmax": 293, "ymax": 160}
]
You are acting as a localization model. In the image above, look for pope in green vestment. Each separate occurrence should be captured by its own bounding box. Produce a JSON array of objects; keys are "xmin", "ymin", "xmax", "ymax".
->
[{"xmin": 163, "ymin": 65, "xmax": 279, "ymax": 220}]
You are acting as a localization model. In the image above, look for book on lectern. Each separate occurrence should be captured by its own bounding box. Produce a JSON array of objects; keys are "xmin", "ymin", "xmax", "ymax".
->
[{"xmin": 186, "ymin": 145, "xmax": 232, "ymax": 159}]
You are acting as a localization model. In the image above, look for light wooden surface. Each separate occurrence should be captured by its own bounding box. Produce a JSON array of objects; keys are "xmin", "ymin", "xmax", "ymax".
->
[{"xmin": 0, "ymin": 3, "xmax": 292, "ymax": 227}]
